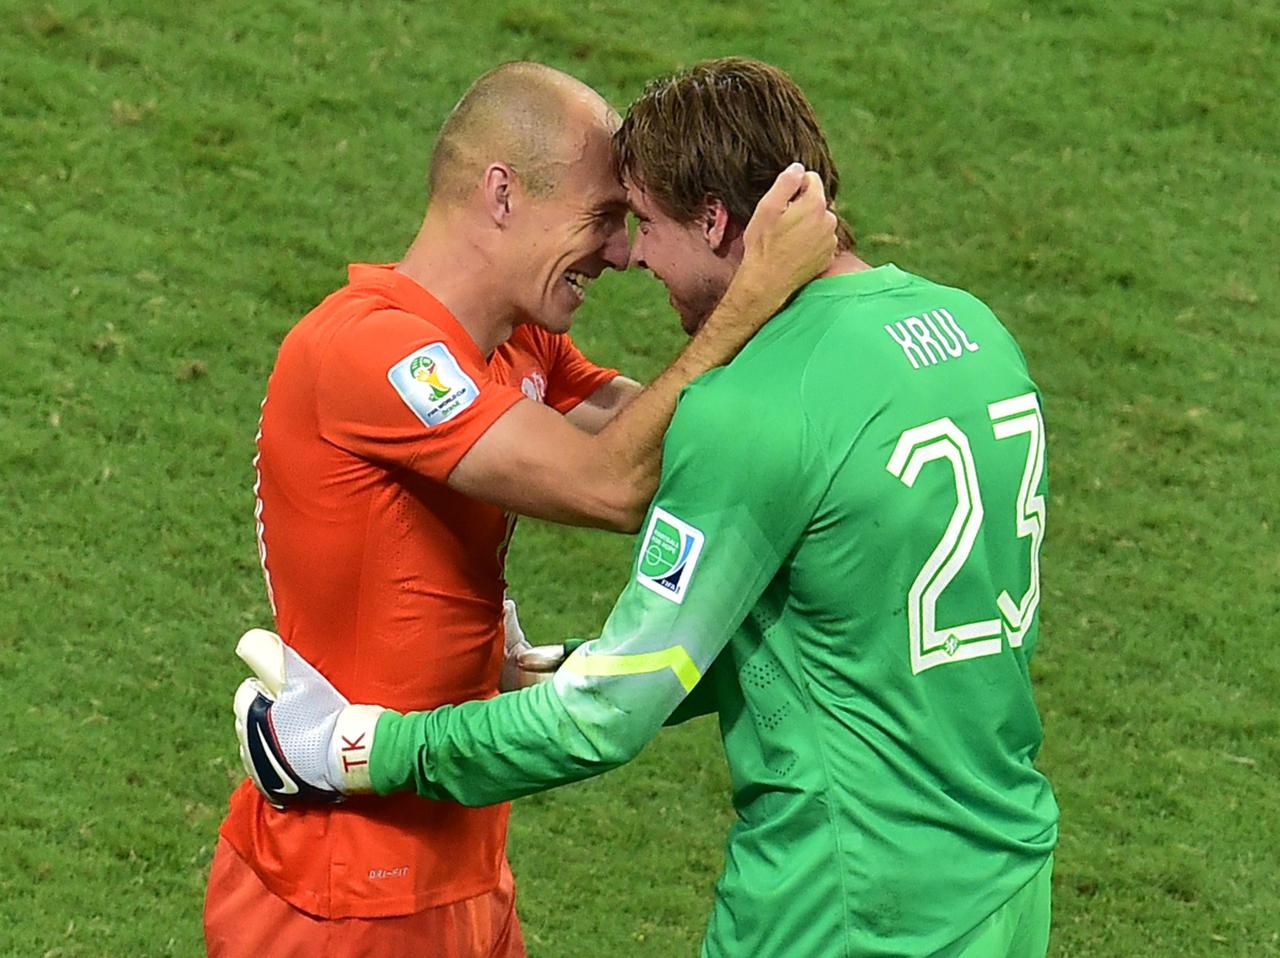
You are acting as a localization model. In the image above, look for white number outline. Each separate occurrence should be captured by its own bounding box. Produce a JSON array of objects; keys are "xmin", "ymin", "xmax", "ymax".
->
[
  {"xmin": 988, "ymin": 394, "xmax": 1047, "ymax": 649},
  {"xmin": 886, "ymin": 419, "xmax": 1002, "ymax": 674},
  {"xmin": 886, "ymin": 393, "xmax": 1046, "ymax": 675}
]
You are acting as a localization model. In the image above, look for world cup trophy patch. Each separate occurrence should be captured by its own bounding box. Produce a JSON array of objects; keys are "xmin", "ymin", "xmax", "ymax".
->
[{"xmin": 387, "ymin": 343, "xmax": 479, "ymax": 426}]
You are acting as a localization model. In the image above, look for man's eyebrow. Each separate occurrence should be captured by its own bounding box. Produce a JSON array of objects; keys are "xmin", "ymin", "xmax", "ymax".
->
[{"xmin": 592, "ymin": 200, "xmax": 631, "ymax": 216}]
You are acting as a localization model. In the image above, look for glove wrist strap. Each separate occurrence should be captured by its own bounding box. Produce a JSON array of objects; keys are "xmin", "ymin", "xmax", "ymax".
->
[{"xmin": 329, "ymin": 705, "xmax": 385, "ymax": 793}]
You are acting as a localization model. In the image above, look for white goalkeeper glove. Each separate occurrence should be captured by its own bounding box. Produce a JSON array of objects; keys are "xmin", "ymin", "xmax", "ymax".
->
[
  {"xmin": 499, "ymin": 597, "xmax": 572, "ymax": 690},
  {"xmin": 233, "ymin": 629, "xmax": 383, "ymax": 808},
  {"xmin": 499, "ymin": 597, "xmax": 533, "ymax": 692}
]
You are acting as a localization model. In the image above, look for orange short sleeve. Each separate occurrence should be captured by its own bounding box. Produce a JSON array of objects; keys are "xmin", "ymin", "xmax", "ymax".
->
[
  {"xmin": 540, "ymin": 331, "xmax": 619, "ymax": 415},
  {"xmin": 317, "ymin": 309, "xmax": 523, "ymax": 482}
]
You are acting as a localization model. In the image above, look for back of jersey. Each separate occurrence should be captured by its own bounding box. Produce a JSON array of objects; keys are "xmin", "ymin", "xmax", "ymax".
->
[{"xmin": 710, "ymin": 264, "xmax": 1058, "ymax": 956}]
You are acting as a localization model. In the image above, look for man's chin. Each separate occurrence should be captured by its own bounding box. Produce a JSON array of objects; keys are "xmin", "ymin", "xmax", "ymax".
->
[
  {"xmin": 679, "ymin": 308, "xmax": 709, "ymax": 337},
  {"xmin": 511, "ymin": 317, "xmax": 571, "ymax": 344},
  {"xmin": 669, "ymin": 288, "xmax": 719, "ymax": 337},
  {"xmin": 521, "ymin": 304, "xmax": 578, "ymax": 335}
]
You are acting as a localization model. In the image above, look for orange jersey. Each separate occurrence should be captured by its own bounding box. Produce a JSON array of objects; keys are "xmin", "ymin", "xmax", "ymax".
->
[{"xmin": 219, "ymin": 264, "xmax": 617, "ymax": 918}]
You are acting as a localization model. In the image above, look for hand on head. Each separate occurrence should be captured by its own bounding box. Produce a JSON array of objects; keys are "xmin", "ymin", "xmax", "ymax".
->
[{"xmin": 742, "ymin": 162, "xmax": 839, "ymax": 293}]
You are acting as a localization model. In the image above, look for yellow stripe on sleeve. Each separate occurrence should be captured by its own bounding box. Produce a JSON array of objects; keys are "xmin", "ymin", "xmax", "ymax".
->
[{"xmin": 562, "ymin": 646, "xmax": 702, "ymax": 693}]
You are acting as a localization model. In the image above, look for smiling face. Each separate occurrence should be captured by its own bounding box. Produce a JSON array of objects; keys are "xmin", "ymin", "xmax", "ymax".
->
[
  {"xmin": 612, "ymin": 57, "xmax": 856, "ymax": 336},
  {"xmin": 625, "ymin": 179, "xmax": 742, "ymax": 335},
  {"xmin": 503, "ymin": 98, "xmax": 631, "ymax": 334}
]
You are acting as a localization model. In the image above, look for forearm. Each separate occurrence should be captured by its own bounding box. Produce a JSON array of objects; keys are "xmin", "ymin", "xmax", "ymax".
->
[
  {"xmin": 565, "ymin": 376, "xmax": 642, "ymax": 434},
  {"xmin": 588, "ymin": 275, "xmax": 781, "ymax": 519},
  {"xmin": 370, "ymin": 673, "xmax": 655, "ymax": 806}
]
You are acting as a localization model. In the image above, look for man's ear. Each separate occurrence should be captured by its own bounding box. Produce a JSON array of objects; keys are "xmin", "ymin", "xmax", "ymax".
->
[
  {"xmin": 702, "ymin": 198, "xmax": 733, "ymax": 252},
  {"xmin": 482, "ymin": 163, "xmax": 516, "ymax": 227}
]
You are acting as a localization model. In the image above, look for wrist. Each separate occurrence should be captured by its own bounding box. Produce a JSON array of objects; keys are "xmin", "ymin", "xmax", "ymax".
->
[{"xmin": 327, "ymin": 704, "xmax": 386, "ymax": 794}]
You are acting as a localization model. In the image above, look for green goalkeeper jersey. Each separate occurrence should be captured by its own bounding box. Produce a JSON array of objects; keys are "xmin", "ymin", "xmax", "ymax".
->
[{"xmin": 372, "ymin": 264, "xmax": 1059, "ymax": 957}]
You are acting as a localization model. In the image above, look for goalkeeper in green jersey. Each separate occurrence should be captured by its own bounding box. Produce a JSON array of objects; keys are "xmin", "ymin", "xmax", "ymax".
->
[{"xmin": 234, "ymin": 58, "xmax": 1058, "ymax": 958}]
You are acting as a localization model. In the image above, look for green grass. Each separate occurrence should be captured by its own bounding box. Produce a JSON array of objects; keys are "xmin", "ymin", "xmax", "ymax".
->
[{"xmin": 3, "ymin": 0, "xmax": 1277, "ymax": 955}]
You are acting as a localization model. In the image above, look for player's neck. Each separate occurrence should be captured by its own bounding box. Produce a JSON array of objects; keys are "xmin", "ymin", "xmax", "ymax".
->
[
  {"xmin": 397, "ymin": 212, "xmax": 518, "ymax": 357},
  {"xmin": 819, "ymin": 250, "xmax": 873, "ymax": 278}
]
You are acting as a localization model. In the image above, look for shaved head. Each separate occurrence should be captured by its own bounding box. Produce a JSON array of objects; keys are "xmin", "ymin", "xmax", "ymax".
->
[
  {"xmin": 403, "ymin": 63, "xmax": 629, "ymax": 345},
  {"xmin": 428, "ymin": 62, "xmax": 618, "ymax": 204}
]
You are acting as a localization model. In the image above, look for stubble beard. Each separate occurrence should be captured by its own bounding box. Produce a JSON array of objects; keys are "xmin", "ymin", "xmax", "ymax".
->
[{"xmin": 677, "ymin": 280, "xmax": 730, "ymax": 338}]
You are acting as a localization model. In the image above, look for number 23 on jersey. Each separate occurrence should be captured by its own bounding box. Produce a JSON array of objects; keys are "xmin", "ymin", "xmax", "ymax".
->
[{"xmin": 886, "ymin": 392, "xmax": 1046, "ymax": 675}]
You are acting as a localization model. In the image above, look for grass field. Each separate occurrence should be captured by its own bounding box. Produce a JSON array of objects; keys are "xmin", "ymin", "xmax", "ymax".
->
[{"xmin": 3, "ymin": 0, "xmax": 1278, "ymax": 955}]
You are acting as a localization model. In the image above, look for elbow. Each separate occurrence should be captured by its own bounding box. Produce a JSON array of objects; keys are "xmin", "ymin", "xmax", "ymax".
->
[
  {"xmin": 560, "ymin": 697, "xmax": 649, "ymax": 771},
  {"xmin": 608, "ymin": 466, "xmax": 658, "ymax": 533},
  {"xmin": 607, "ymin": 498, "xmax": 647, "ymax": 535},
  {"xmin": 587, "ymin": 481, "xmax": 649, "ymax": 534},
  {"xmin": 571, "ymin": 439, "xmax": 656, "ymax": 532},
  {"xmin": 577, "ymin": 717, "xmax": 646, "ymax": 770},
  {"xmin": 617, "ymin": 514, "xmax": 644, "ymax": 535}
]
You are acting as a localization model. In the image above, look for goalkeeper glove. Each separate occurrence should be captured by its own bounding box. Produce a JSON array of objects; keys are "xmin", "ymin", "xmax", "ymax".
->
[
  {"xmin": 232, "ymin": 628, "xmax": 383, "ymax": 808},
  {"xmin": 499, "ymin": 596, "xmax": 533, "ymax": 692},
  {"xmin": 500, "ymin": 596, "xmax": 580, "ymax": 690}
]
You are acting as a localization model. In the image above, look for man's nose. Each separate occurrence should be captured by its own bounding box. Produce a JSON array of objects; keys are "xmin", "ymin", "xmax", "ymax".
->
[{"xmin": 625, "ymin": 232, "xmax": 646, "ymax": 272}]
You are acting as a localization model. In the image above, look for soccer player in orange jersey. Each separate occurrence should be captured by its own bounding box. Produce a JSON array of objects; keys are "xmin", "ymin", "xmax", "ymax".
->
[{"xmin": 203, "ymin": 62, "xmax": 836, "ymax": 958}]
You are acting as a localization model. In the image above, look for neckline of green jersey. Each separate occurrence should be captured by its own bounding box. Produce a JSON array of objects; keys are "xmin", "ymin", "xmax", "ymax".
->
[
  {"xmin": 793, "ymin": 262, "xmax": 912, "ymax": 301},
  {"xmin": 728, "ymin": 264, "xmax": 913, "ymax": 361}
]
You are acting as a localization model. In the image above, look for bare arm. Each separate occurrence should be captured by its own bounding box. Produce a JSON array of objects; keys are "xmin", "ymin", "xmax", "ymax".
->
[
  {"xmin": 448, "ymin": 164, "xmax": 837, "ymax": 532},
  {"xmin": 564, "ymin": 376, "xmax": 642, "ymax": 434}
]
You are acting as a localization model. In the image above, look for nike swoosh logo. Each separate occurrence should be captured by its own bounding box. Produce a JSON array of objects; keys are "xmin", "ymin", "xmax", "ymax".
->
[{"xmin": 257, "ymin": 726, "xmax": 299, "ymax": 795}]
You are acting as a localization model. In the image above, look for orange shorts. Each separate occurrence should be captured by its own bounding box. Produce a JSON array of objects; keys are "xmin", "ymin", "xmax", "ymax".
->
[{"xmin": 203, "ymin": 838, "xmax": 525, "ymax": 958}]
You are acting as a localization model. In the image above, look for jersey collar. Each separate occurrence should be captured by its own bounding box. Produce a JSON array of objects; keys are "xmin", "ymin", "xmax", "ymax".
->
[{"xmin": 791, "ymin": 263, "xmax": 912, "ymax": 303}]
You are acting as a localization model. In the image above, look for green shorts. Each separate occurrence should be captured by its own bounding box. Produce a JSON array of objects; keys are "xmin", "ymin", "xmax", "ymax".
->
[{"xmin": 939, "ymin": 855, "xmax": 1053, "ymax": 958}]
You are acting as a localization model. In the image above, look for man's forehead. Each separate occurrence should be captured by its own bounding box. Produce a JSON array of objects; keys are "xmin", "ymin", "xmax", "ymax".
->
[
  {"xmin": 623, "ymin": 178, "xmax": 655, "ymax": 216},
  {"xmin": 550, "ymin": 150, "xmax": 624, "ymax": 210},
  {"xmin": 584, "ymin": 169, "xmax": 627, "ymax": 209}
]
